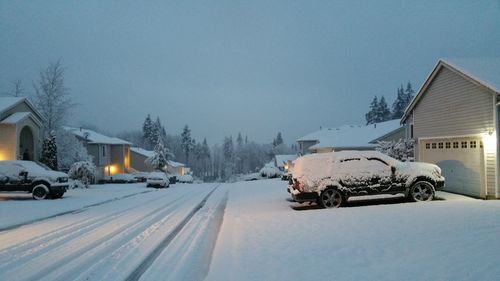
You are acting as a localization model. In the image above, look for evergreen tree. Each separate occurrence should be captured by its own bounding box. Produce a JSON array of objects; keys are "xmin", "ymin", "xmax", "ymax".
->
[
  {"xmin": 151, "ymin": 116, "xmax": 162, "ymax": 146},
  {"xmin": 392, "ymin": 85, "xmax": 406, "ymax": 119},
  {"xmin": 181, "ymin": 125, "xmax": 194, "ymax": 165},
  {"xmin": 365, "ymin": 96, "xmax": 379, "ymax": 125},
  {"xmin": 377, "ymin": 96, "xmax": 391, "ymax": 122},
  {"xmin": 236, "ymin": 133, "xmax": 243, "ymax": 148},
  {"xmin": 40, "ymin": 132, "xmax": 58, "ymax": 170},
  {"xmin": 405, "ymin": 81, "xmax": 415, "ymax": 104},
  {"xmin": 142, "ymin": 114, "xmax": 154, "ymax": 149},
  {"xmin": 146, "ymin": 138, "xmax": 168, "ymax": 171},
  {"xmin": 273, "ymin": 132, "xmax": 284, "ymax": 147}
]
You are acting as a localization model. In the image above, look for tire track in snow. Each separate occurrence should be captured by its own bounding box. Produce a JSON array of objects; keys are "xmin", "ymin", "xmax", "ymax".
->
[
  {"xmin": 0, "ymin": 189, "xmax": 153, "ymax": 232},
  {"xmin": 0, "ymin": 188, "xmax": 193, "ymax": 269},
  {"xmin": 124, "ymin": 184, "xmax": 221, "ymax": 281}
]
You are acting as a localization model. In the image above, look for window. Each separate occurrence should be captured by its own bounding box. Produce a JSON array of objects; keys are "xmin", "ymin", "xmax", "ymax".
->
[
  {"xmin": 470, "ymin": 141, "xmax": 477, "ymax": 148},
  {"xmin": 432, "ymin": 143, "xmax": 437, "ymax": 149},
  {"xmin": 461, "ymin": 141, "xmax": 467, "ymax": 148},
  {"xmin": 340, "ymin": 158, "xmax": 361, "ymax": 163},
  {"xmin": 445, "ymin": 142, "xmax": 451, "ymax": 149},
  {"xmin": 410, "ymin": 124, "xmax": 414, "ymax": 139},
  {"xmin": 453, "ymin": 142, "xmax": 459, "ymax": 148},
  {"xmin": 367, "ymin": 158, "xmax": 389, "ymax": 166},
  {"xmin": 480, "ymin": 141, "xmax": 484, "ymax": 148},
  {"xmin": 438, "ymin": 143, "xmax": 443, "ymax": 149},
  {"xmin": 425, "ymin": 143, "xmax": 430, "ymax": 149},
  {"xmin": 101, "ymin": 146, "xmax": 106, "ymax": 157}
]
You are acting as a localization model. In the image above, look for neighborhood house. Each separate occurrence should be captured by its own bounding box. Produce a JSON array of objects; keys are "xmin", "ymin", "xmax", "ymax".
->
[
  {"xmin": 297, "ymin": 119, "xmax": 404, "ymax": 155},
  {"xmin": 130, "ymin": 147, "xmax": 186, "ymax": 177},
  {"xmin": 0, "ymin": 97, "xmax": 44, "ymax": 162},
  {"xmin": 65, "ymin": 127, "xmax": 131, "ymax": 179},
  {"xmin": 402, "ymin": 58, "xmax": 500, "ymax": 199}
]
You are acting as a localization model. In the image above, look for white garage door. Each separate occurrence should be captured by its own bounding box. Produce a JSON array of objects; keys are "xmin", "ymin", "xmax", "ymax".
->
[{"xmin": 420, "ymin": 137, "xmax": 484, "ymax": 198}]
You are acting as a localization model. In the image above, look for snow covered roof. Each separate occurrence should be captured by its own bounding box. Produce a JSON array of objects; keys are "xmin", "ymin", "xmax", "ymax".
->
[
  {"xmin": 0, "ymin": 112, "xmax": 32, "ymax": 125},
  {"xmin": 0, "ymin": 96, "xmax": 45, "ymax": 123},
  {"xmin": 305, "ymin": 119, "xmax": 402, "ymax": 150},
  {"xmin": 168, "ymin": 160, "xmax": 185, "ymax": 168},
  {"xmin": 130, "ymin": 147, "xmax": 154, "ymax": 158},
  {"xmin": 65, "ymin": 127, "xmax": 131, "ymax": 145},
  {"xmin": 402, "ymin": 58, "xmax": 500, "ymax": 122},
  {"xmin": 274, "ymin": 154, "xmax": 298, "ymax": 166}
]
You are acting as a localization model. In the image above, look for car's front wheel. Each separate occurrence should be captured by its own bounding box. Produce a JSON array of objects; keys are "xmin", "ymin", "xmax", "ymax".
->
[
  {"xmin": 409, "ymin": 181, "xmax": 435, "ymax": 202},
  {"xmin": 32, "ymin": 184, "xmax": 49, "ymax": 200},
  {"xmin": 318, "ymin": 188, "xmax": 344, "ymax": 208}
]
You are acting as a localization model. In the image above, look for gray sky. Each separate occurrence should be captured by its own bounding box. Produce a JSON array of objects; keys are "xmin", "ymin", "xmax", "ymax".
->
[{"xmin": 1, "ymin": 0, "xmax": 500, "ymax": 145}]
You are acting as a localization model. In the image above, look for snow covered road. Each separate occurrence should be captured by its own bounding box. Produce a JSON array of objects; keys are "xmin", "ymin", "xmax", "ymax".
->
[
  {"xmin": 0, "ymin": 183, "xmax": 227, "ymax": 281},
  {"xmin": 2, "ymin": 179, "xmax": 500, "ymax": 281}
]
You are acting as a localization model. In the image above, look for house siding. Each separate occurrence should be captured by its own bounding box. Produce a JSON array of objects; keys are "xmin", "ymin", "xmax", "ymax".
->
[
  {"xmin": 413, "ymin": 67, "xmax": 494, "ymax": 139},
  {"xmin": 0, "ymin": 125, "xmax": 17, "ymax": 160},
  {"xmin": 130, "ymin": 151, "xmax": 154, "ymax": 172}
]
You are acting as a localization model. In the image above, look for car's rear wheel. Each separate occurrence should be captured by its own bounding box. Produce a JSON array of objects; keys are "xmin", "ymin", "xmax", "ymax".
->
[
  {"xmin": 32, "ymin": 184, "xmax": 49, "ymax": 200},
  {"xmin": 409, "ymin": 181, "xmax": 434, "ymax": 202},
  {"xmin": 318, "ymin": 188, "xmax": 344, "ymax": 208}
]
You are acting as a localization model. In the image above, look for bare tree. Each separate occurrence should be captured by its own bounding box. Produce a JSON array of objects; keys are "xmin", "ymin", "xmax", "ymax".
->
[
  {"xmin": 33, "ymin": 60, "xmax": 74, "ymax": 133},
  {"xmin": 10, "ymin": 79, "xmax": 24, "ymax": 97}
]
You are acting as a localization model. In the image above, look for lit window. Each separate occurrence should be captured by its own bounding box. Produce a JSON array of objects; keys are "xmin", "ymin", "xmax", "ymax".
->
[{"xmin": 445, "ymin": 142, "xmax": 451, "ymax": 149}]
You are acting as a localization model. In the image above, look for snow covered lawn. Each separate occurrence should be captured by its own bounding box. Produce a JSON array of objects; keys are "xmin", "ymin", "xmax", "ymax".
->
[
  {"xmin": 207, "ymin": 179, "xmax": 500, "ymax": 281},
  {"xmin": 0, "ymin": 183, "xmax": 151, "ymax": 230}
]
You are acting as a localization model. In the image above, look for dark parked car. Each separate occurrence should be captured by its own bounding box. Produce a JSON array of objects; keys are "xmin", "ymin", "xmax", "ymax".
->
[
  {"xmin": 0, "ymin": 160, "xmax": 69, "ymax": 200},
  {"xmin": 289, "ymin": 151, "xmax": 445, "ymax": 208}
]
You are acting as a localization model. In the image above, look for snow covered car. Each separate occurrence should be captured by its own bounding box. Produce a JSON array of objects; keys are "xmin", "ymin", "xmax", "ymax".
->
[
  {"xmin": 0, "ymin": 160, "xmax": 69, "ymax": 200},
  {"xmin": 177, "ymin": 174, "xmax": 194, "ymax": 183},
  {"xmin": 105, "ymin": 173, "xmax": 137, "ymax": 183},
  {"xmin": 259, "ymin": 162, "xmax": 282, "ymax": 178},
  {"xmin": 146, "ymin": 172, "xmax": 170, "ymax": 188},
  {"xmin": 290, "ymin": 151, "xmax": 445, "ymax": 208}
]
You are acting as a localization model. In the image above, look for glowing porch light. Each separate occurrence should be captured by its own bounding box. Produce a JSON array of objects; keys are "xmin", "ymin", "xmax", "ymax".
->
[
  {"xmin": 482, "ymin": 131, "xmax": 497, "ymax": 152},
  {"xmin": 106, "ymin": 165, "xmax": 117, "ymax": 175}
]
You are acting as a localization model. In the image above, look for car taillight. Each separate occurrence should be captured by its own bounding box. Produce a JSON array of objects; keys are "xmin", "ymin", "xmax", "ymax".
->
[{"xmin": 293, "ymin": 179, "xmax": 303, "ymax": 192}]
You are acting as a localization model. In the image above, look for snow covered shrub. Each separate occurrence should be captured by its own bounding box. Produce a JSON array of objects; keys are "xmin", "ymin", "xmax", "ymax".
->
[
  {"xmin": 376, "ymin": 139, "xmax": 415, "ymax": 161},
  {"xmin": 68, "ymin": 161, "xmax": 97, "ymax": 187},
  {"xmin": 259, "ymin": 162, "xmax": 282, "ymax": 178},
  {"xmin": 57, "ymin": 129, "xmax": 93, "ymax": 170}
]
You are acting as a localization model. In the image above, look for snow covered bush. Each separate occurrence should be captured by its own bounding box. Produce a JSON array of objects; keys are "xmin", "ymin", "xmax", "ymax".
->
[
  {"xmin": 146, "ymin": 139, "xmax": 170, "ymax": 171},
  {"xmin": 57, "ymin": 129, "xmax": 93, "ymax": 170},
  {"xmin": 376, "ymin": 138, "xmax": 415, "ymax": 161},
  {"xmin": 68, "ymin": 161, "xmax": 97, "ymax": 187},
  {"xmin": 259, "ymin": 162, "xmax": 282, "ymax": 178}
]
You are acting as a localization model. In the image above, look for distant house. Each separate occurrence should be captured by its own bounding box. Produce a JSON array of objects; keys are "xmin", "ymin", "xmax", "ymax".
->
[
  {"xmin": 274, "ymin": 154, "xmax": 298, "ymax": 172},
  {"xmin": 297, "ymin": 119, "xmax": 404, "ymax": 154},
  {"xmin": 401, "ymin": 58, "xmax": 500, "ymax": 199},
  {"xmin": 130, "ymin": 147, "xmax": 186, "ymax": 176},
  {"xmin": 0, "ymin": 97, "xmax": 44, "ymax": 161},
  {"xmin": 65, "ymin": 127, "xmax": 131, "ymax": 179}
]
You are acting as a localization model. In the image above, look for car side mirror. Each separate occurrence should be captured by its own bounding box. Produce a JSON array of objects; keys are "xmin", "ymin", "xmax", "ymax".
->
[{"xmin": 391, "ymin": 166, "xmax": 396, "ymax": 174}]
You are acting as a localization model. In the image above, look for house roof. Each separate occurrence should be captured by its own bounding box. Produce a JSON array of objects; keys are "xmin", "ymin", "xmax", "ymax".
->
[
  {"xmin": 0, "ymin": 96, "xmax": 45, "ymax": 123},
  {"xmin": 130, "ymin": 147, "xmax": 154, "ymax": 158},
  {"xmin": 65, "ymin": 126, "xmax": 131, "ymax": 145},
  {"xmin": 275, "ymin": 154, "xmax": 298, "ymax": 166},
  {"xmin": 0, "ymin": 112, "xmax": 41, "ymax": 126},
  {"xmin": 130, "ymin": 147, "xmax": 185, "ymax": 167},
  {"xmin": 402, "ymin": 58, "xmax": 500, "ymax": 122},
  {"xmin": 305, "ymin": 119, "xmax": 402, "ymax": 150}
]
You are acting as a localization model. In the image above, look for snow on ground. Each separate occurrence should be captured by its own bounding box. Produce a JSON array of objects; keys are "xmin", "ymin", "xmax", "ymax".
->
[
  {"xmin": 0, "ymin": 183, "xmax": 150, "ymax": 230},
  {"xmin": 1, "ymin": 179, "xmax": 499, "ymax": 281},
  {"xmin": 206, "ymin": 179, "xmax": 500, "ymax": 281}
]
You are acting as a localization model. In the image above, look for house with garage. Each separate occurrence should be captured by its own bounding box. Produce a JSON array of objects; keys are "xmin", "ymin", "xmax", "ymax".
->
[
  {"xmin": 65, "ymin": 127, "xmax": 131, "ymax": 179},
  {"xmin": 130, "ymin": 147, "xmax": 186, "ymax": 176},
  {"xmin": 0, "ymin": 97, "xmax": 45, "ymax": 161},
  {"xmin": 401, "ymin": 58, "xmax": 500, "ymax": 199},
  {"xmin": 297, "ymin": 119, "xmax": 404, "ymax": 155}
]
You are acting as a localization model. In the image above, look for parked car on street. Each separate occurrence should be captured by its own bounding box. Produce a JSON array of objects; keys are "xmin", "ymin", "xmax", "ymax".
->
[
  {"xmin": 289, "ymin": 151, "xmax": 445, "ymax": 208},
  {"xmin": 178, "ymin": 174, "xmax": 194, "ymax": 183},
  {"xmin": 147, "ymin": 172, "xmax": 170, "ymax": 188},
  {"xmin": 105, "ymin": 173, "xmax": 137, "ymax": 183},
  {"xmin": 132, "ymin": 172, "xmax": 149, "ymax": 182},
  {"xmin": 0, "ymin": 160, "xmax": 69, "ymax": 200}
]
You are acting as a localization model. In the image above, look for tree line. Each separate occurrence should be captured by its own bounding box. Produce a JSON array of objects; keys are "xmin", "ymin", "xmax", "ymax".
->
[{"xmin": 365, "ymin": 82, "xmax": 415, "ymax": 125}]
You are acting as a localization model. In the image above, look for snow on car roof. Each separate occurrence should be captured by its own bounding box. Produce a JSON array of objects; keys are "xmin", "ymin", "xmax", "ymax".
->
[
  {"xmin": 301, "ymin": 120, "xmax": 401, "ymax": 150},
  {"xmin": 64, "ymin": 127, "xmax": 131, "ymax": 145}
]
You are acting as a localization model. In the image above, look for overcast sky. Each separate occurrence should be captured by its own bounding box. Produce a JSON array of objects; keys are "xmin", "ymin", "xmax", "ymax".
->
[{"xmin": 1, "ymin": 0, "xmax": 500, "ymax": 145}]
